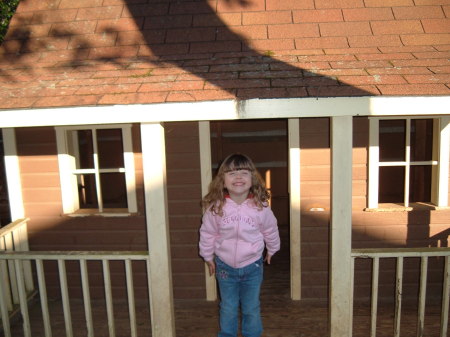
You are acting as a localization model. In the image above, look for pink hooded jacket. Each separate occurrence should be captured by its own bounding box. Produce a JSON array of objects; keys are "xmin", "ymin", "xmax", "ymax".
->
[{"xmin": 199, "ymin": 197, "xmax": 280, "ymax": 269}]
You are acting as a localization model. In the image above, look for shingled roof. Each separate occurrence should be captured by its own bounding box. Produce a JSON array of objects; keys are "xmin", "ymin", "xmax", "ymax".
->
[{"xmin": 0, "ymin": 0, "xmax": 449, "ymax": 110}]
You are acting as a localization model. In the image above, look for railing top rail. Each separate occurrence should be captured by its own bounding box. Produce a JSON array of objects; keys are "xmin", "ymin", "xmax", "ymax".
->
[
  {"xmin": 0, "ymin": 251, "xmax": 150, "ymax": 260},
  {"xmin": 352, "ymin": 247, "xmax": 450, "ymax": 258},
  {"xmin": 0, "ymin": 218, "xmax": 29, "ymax": 236}
]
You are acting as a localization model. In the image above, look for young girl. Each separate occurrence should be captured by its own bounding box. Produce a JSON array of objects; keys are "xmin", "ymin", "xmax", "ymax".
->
[{"xmin": 199, "ymin": 153, "xmax": 280, "ymax": 337}]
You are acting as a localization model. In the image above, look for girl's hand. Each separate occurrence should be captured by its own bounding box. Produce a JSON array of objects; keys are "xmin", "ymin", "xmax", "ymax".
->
[
  {"xmin": 264, "ymin": 254, "xmax": 272, "ymax": 265},
  {"xmin": 206, "ymin": 260, "xmax": 215, "ymax": 276}
]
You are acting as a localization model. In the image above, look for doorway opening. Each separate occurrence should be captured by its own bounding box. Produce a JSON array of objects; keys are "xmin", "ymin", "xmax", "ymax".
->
[{"xmin": 209, "ymin": 119, "xmax": 290, "ymax": 300}]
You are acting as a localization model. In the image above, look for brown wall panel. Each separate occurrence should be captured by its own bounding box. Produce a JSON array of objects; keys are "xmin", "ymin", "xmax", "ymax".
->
[
  {"xmin": 169, "ymin": 214, "xmax": 202, "ymax": 229},
  {"xmin": 165, "ymin": 121, "xmax": 205, "ymax": 300},
  {"xmin": 19, "ymin": 156, "xmax": 60, "ymax": 173},
  {"xmin": 21, "ymin": 173, "xmax": 60, "ymax": 188},
  {"xmin": 22, "ymin": 188, "xmax": 61, "ymax": 203},
  {"xmin": 16, "ymin": 126, "xmax": 149, "ymax": 300},
  {"xmin": 23, "ymin": 203, "xmax": 63, "ymax": 217},
  {"xmin": 172, "ymin": 258, "xmax": 204, "ymax": 273},
  {"xmin": 12, "ymin": 118, "xmax": 448, "ymax": 304},
  {"xmin": 301, "ymin": 181, "xmax": 330, "ymax": 197},
  {"xmin": 167, "ymin": 184, "xmax": 202, "ymax": 200},
  {"xmin": 300, "ymin": 148, "xmax": 330, "ymax": 165}
]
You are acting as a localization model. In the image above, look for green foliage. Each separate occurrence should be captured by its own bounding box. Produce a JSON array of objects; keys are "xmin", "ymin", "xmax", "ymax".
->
[
  {"xmin": 0, "ymin": 0, "xmax": 20, "ymax": 43},
  {"xmin": 130, "ymin": 70, "xmax": 154, "ymax": 78}
]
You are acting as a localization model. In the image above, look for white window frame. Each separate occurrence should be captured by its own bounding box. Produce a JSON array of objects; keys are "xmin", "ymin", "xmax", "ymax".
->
[
  {"xmin": 368, "ymin": 116, "xmax": 450, "ymax": 209},
  {"xmin": 55, "ymin": 124, "xmax": 137, "ymax": 215}
]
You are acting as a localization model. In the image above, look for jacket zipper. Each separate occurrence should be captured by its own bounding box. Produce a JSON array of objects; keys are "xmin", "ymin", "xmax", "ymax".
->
[{"xmin": 234, "ymin": 204, "xmax": 240, "ymax": 268}]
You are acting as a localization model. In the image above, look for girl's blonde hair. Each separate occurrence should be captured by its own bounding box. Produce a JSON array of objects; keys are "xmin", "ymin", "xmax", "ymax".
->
[{"xmin": 202, "ymin": 153, "xmax": 270, "ymax": 215}]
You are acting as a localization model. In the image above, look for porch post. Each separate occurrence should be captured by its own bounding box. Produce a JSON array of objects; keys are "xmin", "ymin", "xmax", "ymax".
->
[
  {"xmin": 288, "ymin": 119, "xmax": 301, "ymax": 300},
  {"xmin": 198, "ymin": 121, "xmax": 217, "ymax": 301},
  {"xmin": 329, "ymin": 116, "xmax": 353, "ymax": 337},
  {"xmin": 435, "ymin": 116, "xmax": 450, "ymax": 207},
  {"xmin": 140, "ymin": 122, "xmax": 176, "ymax": 337},
  {"xmin": 2, "ymin": 128, "xmax": 25, "ymax": 220}
]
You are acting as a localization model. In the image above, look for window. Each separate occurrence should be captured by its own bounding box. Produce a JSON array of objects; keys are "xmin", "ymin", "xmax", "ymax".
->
[
  {"xmin": 56, "ymin": 125, "xmax": 137, "ymax": 215},
  {"xmin": 367, "ymin": 117, "xmax": 450, "ymax": 209}
]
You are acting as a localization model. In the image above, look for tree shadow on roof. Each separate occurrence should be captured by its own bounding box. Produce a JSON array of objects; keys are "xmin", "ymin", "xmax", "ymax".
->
[{"xmin": 0, "ymin": 0, "xmax": 373, "ymax": 101}]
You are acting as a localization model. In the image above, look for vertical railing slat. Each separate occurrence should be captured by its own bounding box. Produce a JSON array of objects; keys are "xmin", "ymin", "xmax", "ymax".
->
[
  {"xmin": 350, "ymin": 257, "xmax": 355, "ymax": 337},
  {"xmin": 0, "ymin": 238, "xmax": 152, "ymax": 337},
  {"xmin": 58, "ymin": 259, "xmax": 73, "ymax": 337},
  {"xmin": 370, "ymin": 257, "xmax": 379, "ymax": 337},
  {"xmin": 102, "ymin": 259, "xmax": 116, "ymax": 337},
  {"xmin": 0, "ymin": 258, "xmax": 12, "ymax": 337},
  {"xmin": 417, "ymin": 256, "xmax": 428, "ymax": 337},
  {"xmin": 440, "ymin": 256, "xmax": 449, "ymax": 337},
  {"xmin": 4, "ymin": 234, "xmax": 19, "ymax": 305},
  {"xmin": 125, "ymin": 260, "xmax": 137, "ymax": 337},
  {"xmin": 14, "ymin": 259, "xmax": 31, "ymax": 337},
  {"xmin": 17, "ymin": 223, "xmax": 33, "ymax": 292},
  {"xmin": 394, "ymin": 257, "xmax": 403, "ymax": 337},
  {"xmin": 80, "ymin": 260, "xmax": 94, "ymax": 337},
  {"xmin": 0, "ymin": 238, "xmax": 13, "ymax": 311},
  {"xmin": 36, "ymin": 259, "xmax": 52, "ymax": 337},
  {"xmin": 146, "ymin": 256, "xmax": 153, "ymax": 333}
]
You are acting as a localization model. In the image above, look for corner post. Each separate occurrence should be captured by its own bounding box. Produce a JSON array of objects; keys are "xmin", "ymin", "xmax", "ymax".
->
[{"xmin": 141, "ymin": 122, "xmax": 176, "ymax": 337}]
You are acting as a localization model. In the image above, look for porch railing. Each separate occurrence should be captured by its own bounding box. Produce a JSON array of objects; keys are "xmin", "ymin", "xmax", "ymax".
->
[
  {"xmin": 0, "ymin": 218, "xmax": 34, "ymax": 315},
  {"xmin": 0, "ymin": 219, "xmax": 152, "ymax": 337},
  {"xmin": 352, "ymin": 248, "xmax": 450, "ymax": 337}
]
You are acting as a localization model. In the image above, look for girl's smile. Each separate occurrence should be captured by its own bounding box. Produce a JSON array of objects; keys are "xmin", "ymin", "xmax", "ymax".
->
[{"xmin": 224, "ymin": 169, "xmax": 252, "ymax": 203}]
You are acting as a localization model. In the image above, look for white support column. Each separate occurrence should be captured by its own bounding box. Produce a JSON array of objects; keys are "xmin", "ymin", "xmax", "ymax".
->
[
  {"xmin": 198, "ymin": 121, "xmax": 217, "ymax": 301},
  {"xmin": 140, "ymin": 123, "xmax": 175, "ymax": 337},
  {"xmin": 329, "ymin": 116, "xmax": 353, "ymax": 337},
  {"xmin": 436, "ymin": 117, "xmax": 450, "ymax": 207},
  {"xmin": 288, "ymin": 119, "xmax": 301, "ymax": 300},
  {"xmin": 2, "ymin": 128, "xmax": 25, "ymax": 220},
  {"xmin": 122, "ymin": 125, "xmax": 137, "ymax": 213},
  {"xmin": 367, "ymin": 119, "xmax": 379, "ymax": 209}
]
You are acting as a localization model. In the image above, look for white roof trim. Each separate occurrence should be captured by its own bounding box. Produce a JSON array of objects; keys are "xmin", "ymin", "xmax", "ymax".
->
[{"xmin": 0, "ymin": 96, "xmax": 449, "ymax": 128}]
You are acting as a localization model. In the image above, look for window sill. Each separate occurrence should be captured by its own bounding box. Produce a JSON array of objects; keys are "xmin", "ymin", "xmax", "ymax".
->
[
  {"xmin": 64, "ymin": 209, "xmax": 137, "ymax": 217},
  {"xmin": 364, "ymin": 202, "xmax": 450, "ymax": 213}
]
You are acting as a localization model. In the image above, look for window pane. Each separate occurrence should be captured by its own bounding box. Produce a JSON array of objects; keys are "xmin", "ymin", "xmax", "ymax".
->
[
  {"xmin": 98, "ymin": 129, "xmax": 124, "ymax": 169},
  {"xmin": 410, "ymin": 165, "xmax": 431, "ymax": 202},
  {"xmin": 77, "ymin": 130, "xmax": 94, "ymax": 169},
  {"xmin": 411, "ymin": 119, "xmax": 433, "ymax": 162},
  {"xmin": 379, "ymin": 166, "xmax": 404, "ymax": 203},
  {"xmin": 78, "ymin": 174, "xmax": 98, "ymax": 208},
  {"xmin": 100, "ymin": 173, "xmax": 128, "ymax": 208},
  {"xmin": 379, "ymin": 120, "xmax": 405, "ymax": 162}
]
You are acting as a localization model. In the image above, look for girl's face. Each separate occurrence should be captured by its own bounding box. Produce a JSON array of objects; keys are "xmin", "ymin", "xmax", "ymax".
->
[{"xmin": 223, "ymin": 169, "xmax": 252, "ymax": 202}]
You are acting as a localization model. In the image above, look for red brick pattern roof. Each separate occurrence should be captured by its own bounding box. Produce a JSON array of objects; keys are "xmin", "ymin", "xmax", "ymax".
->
[{"xmin": 0, "ymin": 0, "xmax": 449, "ymax": 109}]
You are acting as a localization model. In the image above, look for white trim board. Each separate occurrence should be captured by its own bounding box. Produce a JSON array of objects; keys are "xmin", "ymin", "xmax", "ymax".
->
[
  {"xmin": 0, "ymin": 96, "xmax": 449, "ymax": 128},
  {"xmin": 1, "ymin": 128, "xmax": 25, "ymax": 220}
]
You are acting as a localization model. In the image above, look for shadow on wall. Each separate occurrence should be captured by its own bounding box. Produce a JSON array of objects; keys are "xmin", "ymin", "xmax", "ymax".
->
[{"xmin": 0, "ymin": 0, "xmax": 372, "ymax": 100}]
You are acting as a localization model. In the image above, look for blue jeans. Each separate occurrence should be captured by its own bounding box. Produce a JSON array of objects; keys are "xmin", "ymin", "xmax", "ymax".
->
[{"xmin": 215, "ymin": 256, "xmax": 264, "ymax": 337}]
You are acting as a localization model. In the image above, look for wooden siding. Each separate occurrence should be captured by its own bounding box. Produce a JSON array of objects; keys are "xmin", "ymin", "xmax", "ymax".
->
[
  {"xmin": 15, "ymin": 126, "xmax": 148, "ymax": 298},
  {"xmin": 165, "ymin": 122, "xmax": 205, "ymax": 299},
  {"xmin": 12, "ymin": 118, "xmax": 450, "ymax": 302},
  {"xmin": 351, "ymin": 118, "xmax": 450, "ymax": 304},
  {"xmin": 298, "ymin": 117, "xmax": 450, "ymax": 303},
  {"xmin": 299, "ymin": 118, "xmax": 330, "ymax": 301}
]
